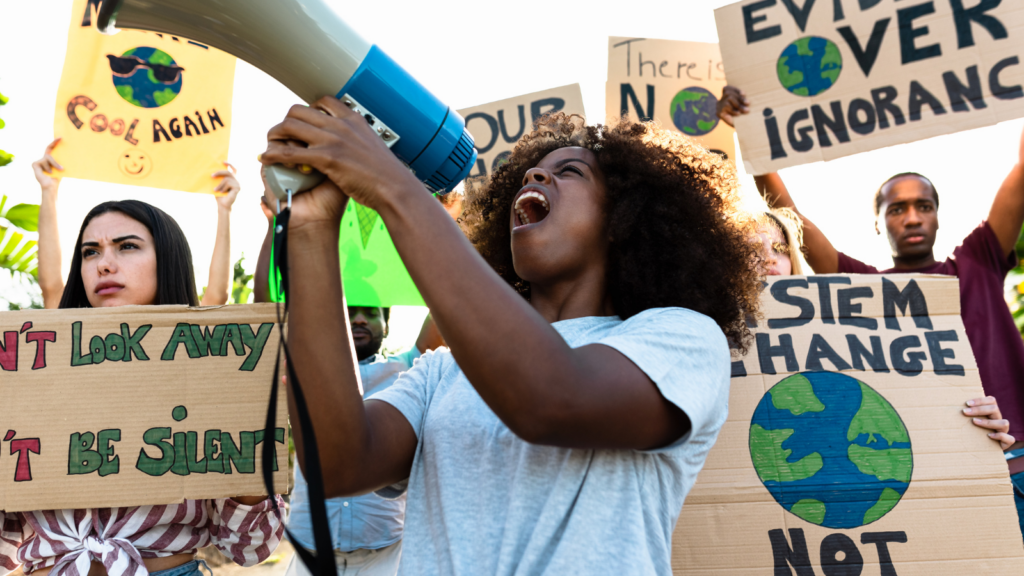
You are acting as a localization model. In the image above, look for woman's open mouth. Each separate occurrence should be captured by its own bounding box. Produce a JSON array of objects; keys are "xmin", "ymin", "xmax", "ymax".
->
[{"xmin": 513, "ymin": 189, "xmax": 551, "ymax": 230}]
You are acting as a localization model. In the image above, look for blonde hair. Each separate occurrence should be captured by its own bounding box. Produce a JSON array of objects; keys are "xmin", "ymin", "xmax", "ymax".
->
[{"xmin": 760, "ymin": 207, "xmax": 805, "ymax": 276}]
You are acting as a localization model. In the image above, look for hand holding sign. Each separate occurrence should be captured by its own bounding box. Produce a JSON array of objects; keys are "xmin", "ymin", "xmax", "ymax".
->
[
  {"xmin": 716, "ymin": 86, "xmax": 750, "ymax": 128},
  {"xmin": 965, "ymin": 396, "xmax": 1015, "ymax": 450},
  {"xmin": 32, "ymin": 139, "xmax": 64, "ymax": 192}
]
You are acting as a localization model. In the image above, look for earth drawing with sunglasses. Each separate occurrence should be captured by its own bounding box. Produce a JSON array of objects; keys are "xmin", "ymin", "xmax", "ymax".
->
[{"xmin": 107, "ymin": 46, "xmax": 184, "ymax": 109}]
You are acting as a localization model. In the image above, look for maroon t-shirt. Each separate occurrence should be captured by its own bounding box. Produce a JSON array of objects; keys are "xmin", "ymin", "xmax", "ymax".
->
[{"xmin": 837, "ymin": 221, "xmax": 1024, "ymax": 437}]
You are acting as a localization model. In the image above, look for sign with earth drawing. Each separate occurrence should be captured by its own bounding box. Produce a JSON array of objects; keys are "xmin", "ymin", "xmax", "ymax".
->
[
  {"xmin": 52, "ymin": 0, "xmax": 236, "ymax": 193},
  {"xmin": 714, "ymin": 0, "xmax": 1024, "ymax": 174},
  {"xmin": 606, "ymin": 37, "xmax": 735, "ymax": 164},
  {"xmin": 671, "ymin": 274, "xmax": 1024, "ymax": 575}
]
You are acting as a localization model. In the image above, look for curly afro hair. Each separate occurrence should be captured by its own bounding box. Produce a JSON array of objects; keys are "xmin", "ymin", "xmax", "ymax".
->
[{"xmin": 461, "ymin": 114, "xmax": 764, "ymax": 351}]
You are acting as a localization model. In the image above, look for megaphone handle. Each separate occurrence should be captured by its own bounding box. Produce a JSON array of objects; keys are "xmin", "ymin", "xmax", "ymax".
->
[{"xmin": 265, "ymin": 164, "xmax": 328, "ymax": 201}]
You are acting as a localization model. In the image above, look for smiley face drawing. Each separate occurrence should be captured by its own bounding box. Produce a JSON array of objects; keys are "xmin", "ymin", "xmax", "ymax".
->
[{"xmin": 118, "ymin": 149, "xmax": 152, "ymax": 178}]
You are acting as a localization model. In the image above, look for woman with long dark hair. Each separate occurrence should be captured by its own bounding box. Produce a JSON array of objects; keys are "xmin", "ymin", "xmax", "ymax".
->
[
  {"xmin": 32, "ymin": 138, "xmax": 243, "ymax": 309},
  {"xmin": 0, "ymin": 200, "xmax": 284, "ymax": 576},
  {"xmin": 260, "ymin": 103, "xmax": 763, "ymax": 575}
]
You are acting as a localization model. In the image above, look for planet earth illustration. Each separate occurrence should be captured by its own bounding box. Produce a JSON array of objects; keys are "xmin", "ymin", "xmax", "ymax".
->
[
  {"xmin": 670, "ymin": 87, "xmax": 719, "ymax": 136},
  {"xmin": 491, "ymin": 150, "xmax": 512, "ymax": 173},
  {"xmin": 111, "ymin": 47, "xmax": 183, "ymax": 109},
  {"xmin": 777, "ymin": 36, "xmax": 843, "ymax": 97},
  {"xmin": 749, "ymin": 372, "xmax": 912, "ymax": 529}
]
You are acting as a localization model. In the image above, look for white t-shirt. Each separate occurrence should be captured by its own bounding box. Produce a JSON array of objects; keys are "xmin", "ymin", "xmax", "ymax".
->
[{"xmin": 370, "ymin": 308, "xmax": 731, "ymax": 576}]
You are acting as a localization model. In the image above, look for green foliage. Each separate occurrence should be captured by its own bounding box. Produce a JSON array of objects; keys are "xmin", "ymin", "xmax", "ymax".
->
[
  {"xmin": 199, "ymin": 254, "xmax": 254, "ymax": 305},
  {"xmin": 0, "ymin": 195, "xmax": 40, "ymax": 279},
  {"xmin": 1007, "ymin": 224, "xmax": 1024, "ymax": 338},
  {"xmin": 231, "ymin": 254, "xmax": 254, "ymax": 304},
  {"xmin": 0, "ymin": 88, "xmax": 9, "ymax": 167}
]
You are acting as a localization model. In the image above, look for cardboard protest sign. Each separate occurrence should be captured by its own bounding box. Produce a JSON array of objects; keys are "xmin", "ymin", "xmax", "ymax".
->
[
  {"xmin": 52, "ymin": 0, "xmax": 236, "ymax": 193},
  {"xmin": 714, "ymin": 0, "xmax": 1024, "ymax": 175},
  {"xmin": 460, "ymin": 84, "xmax": 587, "ymax": 183},
  {"xmin": 606, "ymin": 37, "xmax": 735, "ymax": 162},
  {"xmin": 0, "ymin": 304, "xmax": 288, "ymax": 512},
  {"xmin": 672, "ymin": 274, "xmax": 1024, "ymax": 575}
]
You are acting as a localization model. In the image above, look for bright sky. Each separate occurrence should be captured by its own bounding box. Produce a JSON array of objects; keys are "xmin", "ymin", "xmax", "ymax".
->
[{"xmin": 1, "ymin": 0, "xmax": 1020, "ymax": 347}]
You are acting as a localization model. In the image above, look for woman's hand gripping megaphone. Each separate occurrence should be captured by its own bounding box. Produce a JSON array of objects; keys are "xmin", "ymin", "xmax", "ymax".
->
[{"xmin": 260, "ymin": 96, "xmax": 423, "ymax": 227}]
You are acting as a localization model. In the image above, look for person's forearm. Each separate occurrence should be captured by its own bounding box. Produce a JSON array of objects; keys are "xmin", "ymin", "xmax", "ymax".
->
[
  {"xmin": 286, "ymin": 220, "xmax": 374, "ymax": 493},
  {"xmin": 253, "ymin": 221, "xmax": 274, "ymax": 303},
  {"xmin": 37, "ymin": 185, "xmax": 63, "ymax": 309},
  {"xmin": 201, "ymin": 206, "xmax": 231, "ymax": 306},
  {"xmin": 756, "ymin": 172, "xmax": 840, "ymax": 273},
  {"xmin": 988, "ymin": 163, "xmax": 1024, "ymax": 256},
  {"xmin": 754, "ymin": 173, "xmax": 796, "ymax": 209},
  {"xmin": 375, "ymin": 184, "xmax": 597, "ymax": 442},
  {"xmin": 414, "ymin": 314, "xmax": 444, "ymax": 353}
]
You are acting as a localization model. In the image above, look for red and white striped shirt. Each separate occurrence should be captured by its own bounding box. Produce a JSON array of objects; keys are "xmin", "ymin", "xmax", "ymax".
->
[{"xmin": 0, "ymin": 497, "xmax": 284, "ymax": 576}]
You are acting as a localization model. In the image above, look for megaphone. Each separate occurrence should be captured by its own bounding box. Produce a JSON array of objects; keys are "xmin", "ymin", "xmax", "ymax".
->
[{"xmin": 96, "ymin": 0, "xmax": 476, "ymax": 200}]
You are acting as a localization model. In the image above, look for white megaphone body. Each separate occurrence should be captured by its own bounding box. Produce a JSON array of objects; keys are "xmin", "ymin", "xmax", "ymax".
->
[{"xmin": 96, "ymin": 0, "xmax": 476, "ymax": 200}]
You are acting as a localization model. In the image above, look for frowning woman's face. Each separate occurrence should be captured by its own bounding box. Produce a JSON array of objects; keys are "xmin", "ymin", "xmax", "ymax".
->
[
  {"xmin": 758, "ymin": 224, "xmax": 792, "ymax": 277},
  {"xmin": 80, "ymin": 211, "xmax": 159, "ymax": 307}
]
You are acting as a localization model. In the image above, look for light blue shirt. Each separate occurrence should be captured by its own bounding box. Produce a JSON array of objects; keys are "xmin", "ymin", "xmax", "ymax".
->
[
  {"xmin": 372, "ymin": 309, "xmax": 731, "ymax": 575},
  {"xmin": 288, "ymin": 347, "xmax": 420, "ymax": 552}
]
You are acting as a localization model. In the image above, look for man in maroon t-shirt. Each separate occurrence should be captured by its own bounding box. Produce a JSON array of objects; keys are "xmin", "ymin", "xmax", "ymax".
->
[{"xmin": 719, "ymin": 85, "xmax": 1024, "ymax": 536}]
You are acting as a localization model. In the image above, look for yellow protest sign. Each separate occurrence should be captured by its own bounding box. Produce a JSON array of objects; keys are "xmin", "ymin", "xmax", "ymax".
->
[
  {"xmin": 672, "ymin": 275, "xmax": 1024, "ymax": 575},
  {"xmin": 52, "ymin": 0, "xmax": 236, "ymax": 193},
  {"xmin": 714, "ymin": 0, "xmax": 1024, "ymax": 175},
  {"xmin": 606, "ymin": 38, "xmax": 735, "ymax": 163}
]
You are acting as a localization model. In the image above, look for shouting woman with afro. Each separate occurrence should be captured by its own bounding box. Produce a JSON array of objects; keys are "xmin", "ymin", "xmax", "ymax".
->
[{"xmin": 260, "ymin": 106, "xmax": 764, "ymax": 575}]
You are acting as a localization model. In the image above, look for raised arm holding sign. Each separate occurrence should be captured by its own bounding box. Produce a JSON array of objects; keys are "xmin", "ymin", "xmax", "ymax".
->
[{"xmin": 0, "ymin": 200, "xmax": 286, "ymax": 576}]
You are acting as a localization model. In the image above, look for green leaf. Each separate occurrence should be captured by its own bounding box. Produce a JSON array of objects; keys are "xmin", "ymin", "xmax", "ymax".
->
[
  {"xmin": 3, "ymin": 203, "xmax": 39, "ymax": 232},
  {"xmin": 0, "ymin": 231, "xmax": 25, "ymax": 259},
  {"xmin": 0, "ymin": 150, "xmax": 12, "ymax": 167},
  {"xmin": 0, "ymin": 91, "xmax": 8, "ymax": 105},
  {"xmin": 0, "ymin": 117, "xmax": 5, "ymax": 129}
]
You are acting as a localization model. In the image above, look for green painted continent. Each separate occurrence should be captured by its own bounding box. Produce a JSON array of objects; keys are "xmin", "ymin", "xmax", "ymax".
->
[
  {"xmin": 750, "ymin": 424, "xmax": 823, "ymax": 483},
  {"xmin": 847, "ymin": 383, "xmax": 909, "ymax": 444},
  {"xmin": 776, "ymin": 56, "xmax": 804, "ymax": 91},
  {"xmin": 115, "ymin": 85, "xmax": 143, "ymax": 107},
  {"xmin": 820, "ymin": 42, "xmax": 842, "ymax": 84},
  {"xmin": 677, "ymin": 89, "xmax": 706, "ymax": 103},
  {"xmin": 152, "ymin": 87, "xmax": 180, "ymax": 107},
  {"xmin": 147, "ymin": 50, "xmax": 174, "ymax": 66},
  {"xmin": 795, "ymin": 37, "xmax": 814, "ymax": 56},
  {"xmin": 790, "ymin": 499, "xmax": 826, "ymax": 525},
  {"xmin": 848, "ymin": 444, "xmax": 913, "ymax": 483},
  {"xmin": 864, "ymin": 487, "xmax": 903, "ymax": 524},
  {"xmin": 769, "ymin": 373, "xmax": 825, "ymax": 416}
]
